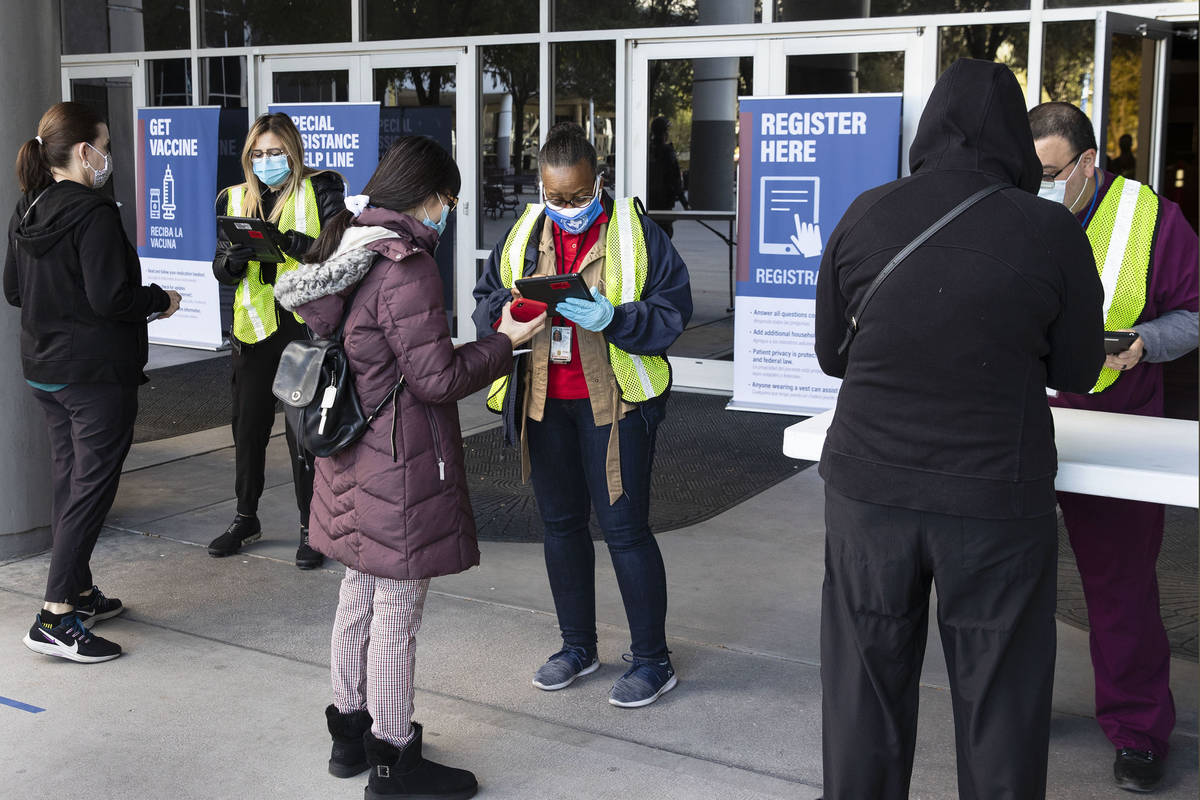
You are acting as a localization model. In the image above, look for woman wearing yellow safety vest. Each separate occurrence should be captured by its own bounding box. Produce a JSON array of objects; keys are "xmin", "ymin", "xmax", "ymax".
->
[
  {"xmin": 472, "ymin": 122, "xmax": 692, "ymax": 708},
  {"xmin": 208, "ymin": 113, "xmax": 345, "ymax": 569}
]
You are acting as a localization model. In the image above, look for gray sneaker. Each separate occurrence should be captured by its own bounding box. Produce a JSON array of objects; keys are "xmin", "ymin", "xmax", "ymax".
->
[
  {"xmin": 608, "ymin": 654, "xmax": 677, "ymax": 708},
  {"xmin": 532, "ymin": 645, "xmax": 599, "ymax": 691}
]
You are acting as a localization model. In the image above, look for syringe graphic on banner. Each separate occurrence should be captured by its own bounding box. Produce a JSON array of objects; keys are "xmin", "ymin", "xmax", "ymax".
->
[{"xmin": 161, "ymin": 164, "xmax": 176, "ymax": 220}]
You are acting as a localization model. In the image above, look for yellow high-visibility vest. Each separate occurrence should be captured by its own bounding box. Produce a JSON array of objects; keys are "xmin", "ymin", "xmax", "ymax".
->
[
  {"xmin": 226, "ymin": 179, "xmax": 319, "ymax": 343},
  {"xmin": 1084, "ymin": 175, "xmax": 1159, "ymax": 393},
  {"xmin": 486, "ymin": 199, "xmax": 671, "ymax": 412}
]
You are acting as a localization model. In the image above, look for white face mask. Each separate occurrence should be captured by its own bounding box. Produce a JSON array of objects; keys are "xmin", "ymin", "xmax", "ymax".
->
[
  {"xmin": 83, "ymin": 142, "xmax": 113, "ymax": 189},
  {"xmin": 1037, "ymin": 154, "xmax": 1083, "ymax": 208}
]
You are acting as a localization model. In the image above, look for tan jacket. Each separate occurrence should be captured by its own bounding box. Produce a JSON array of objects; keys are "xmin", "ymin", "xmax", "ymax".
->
[{"xmin": 518, "ymin": 217, "xmax": 635, "ymax": 505}]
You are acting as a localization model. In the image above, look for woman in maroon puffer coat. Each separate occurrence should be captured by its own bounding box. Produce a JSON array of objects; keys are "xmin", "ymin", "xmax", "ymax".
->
[{"xmin": 275, "ymin": 137, "xmax": 544, "ymax": 800}]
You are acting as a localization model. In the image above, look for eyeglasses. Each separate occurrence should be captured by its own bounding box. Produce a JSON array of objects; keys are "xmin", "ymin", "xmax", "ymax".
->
[
  {"xmin": 542, "ymin": 177, "xmax": 600, "ymax": 209},
  {"xmin": 250, "ymin": 148, "xmax": 286, "ymax": 159},
  {"xmin": 442, "ymin": 193, "xmax": 459, "ymax": 212},
  {"xmin": 1041, "ymin": 152, "xmax": 1081, "ymax": 183}
]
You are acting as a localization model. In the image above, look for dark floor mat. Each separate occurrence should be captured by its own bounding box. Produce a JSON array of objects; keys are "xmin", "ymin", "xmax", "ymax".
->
[
  {"xmin": 1057, "ymin": 505, "xmax": 1198, "ymax": 662},
  {"xmin": 136, "ymin": 356, "xmax": 233, "ymax": 443},
  {"xmin": 465, "ymin": 392, "xmax": 811, "ymax": 542}
]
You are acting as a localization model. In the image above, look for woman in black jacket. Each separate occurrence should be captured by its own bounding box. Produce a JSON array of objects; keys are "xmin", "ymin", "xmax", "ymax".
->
[
  {"xmin": 5, "ymin": 101, "xmax": 181, "ymax": 664},
  {"xmin": 207, "ymin": 112, "xmax": 344, "ymax": 568}
]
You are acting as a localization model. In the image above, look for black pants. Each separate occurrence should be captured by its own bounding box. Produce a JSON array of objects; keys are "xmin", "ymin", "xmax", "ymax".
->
[
  {"xmin": 821, "ymin": 485, "xmax": 1058, "ymax": 800},
  {"xmin": 35, "ymin": 383, "xmax": 138, "ymax": 605},
  {"xmin": 231, "ymin": 312, "xmax": 313, "ymax": 527}
]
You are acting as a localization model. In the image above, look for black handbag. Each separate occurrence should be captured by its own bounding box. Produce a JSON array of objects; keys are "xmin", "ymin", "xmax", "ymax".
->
[{"xmin": 272, "ymin": 275, "xmax": 404, "ymax": 458}]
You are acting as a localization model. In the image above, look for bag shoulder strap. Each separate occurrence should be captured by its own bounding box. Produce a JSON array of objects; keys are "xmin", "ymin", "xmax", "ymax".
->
[{"xmin": 837, "ymin": 183, "xmax": 1007, "ymax": 355}]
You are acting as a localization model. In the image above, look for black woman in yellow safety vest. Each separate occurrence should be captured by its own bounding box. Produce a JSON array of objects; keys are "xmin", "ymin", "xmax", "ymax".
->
[
  {"xmin": 209, "ymin": 112, "xmax": 345, "ymax": 569},
  {"xmin": 472, "ymin": 122, "xmax": 692, "ymax": 709}
]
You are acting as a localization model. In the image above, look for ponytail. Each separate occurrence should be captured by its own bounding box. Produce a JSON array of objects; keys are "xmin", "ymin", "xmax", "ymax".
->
[
  {"xmin": 16, "ymin": 138, "xmax": 51, "ymax": 195},
  {"xmin": 15, "ymin": 102, "xmax": 105, "ymax": 195},
  {"xmin": 304, "ymin": 208, "xmax": 354, "ymax": 264}
]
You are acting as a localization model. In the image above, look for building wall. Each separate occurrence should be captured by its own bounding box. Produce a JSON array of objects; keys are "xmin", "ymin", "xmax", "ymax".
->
[{"xmin": 0, "ymin": 1, "xmax": 62, "ymax": 558}]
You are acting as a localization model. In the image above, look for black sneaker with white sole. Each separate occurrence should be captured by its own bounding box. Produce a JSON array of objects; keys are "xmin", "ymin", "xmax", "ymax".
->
[
  {"xmin": 23, "ymin": 613, "xmax": 122, "ymax": 663},
  {"xmin": 73, "ymin": 585, "xmax": 124, "ymax": 628}
]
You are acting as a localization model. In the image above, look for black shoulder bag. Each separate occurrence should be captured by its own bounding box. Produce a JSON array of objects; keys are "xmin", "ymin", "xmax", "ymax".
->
[
  {"xmin": 837, "ymin": 183, "xmax": 1007, "ymax": 356},
  {"xmin": 272, "ymin": 273, "xmax": 405, "ymax": 458}
]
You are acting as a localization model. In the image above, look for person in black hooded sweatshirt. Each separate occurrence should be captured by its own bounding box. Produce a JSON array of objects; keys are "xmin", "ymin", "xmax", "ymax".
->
[
  {"xmin": 814, "ymin": 60, "xmax": 1105, "ymax": 799},
  {"xmin": 4, "ymin": 101, "xmax": 181, "ymax": 664}
]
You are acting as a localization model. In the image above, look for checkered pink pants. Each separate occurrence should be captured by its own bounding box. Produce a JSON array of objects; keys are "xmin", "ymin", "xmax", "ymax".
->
[{"xmin": 330, "ymin": 567, "xmax": 430, "ymax": 747}]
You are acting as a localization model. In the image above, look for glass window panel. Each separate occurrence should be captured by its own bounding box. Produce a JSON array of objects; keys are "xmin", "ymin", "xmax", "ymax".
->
[
  {"xmin": 553, "ymin": 0, "xmax": 759, "ymax": 33},
  {"xmin": 644, "ymin": 55, "xmax": 751, "ymax": 361},
  {"xmin": 786, "ymin": 52, "xmax": 904, "ymax": 95},
  {"xmin": 62, "ymin": 0, "xmax": 190, "ymax": 54},
  {"xmin": 1040, "ymin": 21, "xmax": 1095, "ymax": 109},
  {"xmin": 939, "ymin": 23, "xmax": 1029, "ymax": 95},
  {"xmin": 554, "ymin": 41, "xmax": 617, "ymax": 184},
  {"xmin": 775, "ymin": 0, "xmax": 1025, "ymax": 22},
  {"xmin": 202, "ymin": 57, "xmax": 250, "ymax": 335},
  {"xmin": 201, "ymin": 56, "xmax": 248, "ymax": 109},
  {"xmin": 479, "ymin": 44, "xmax": 539, "ymax": 251},
  {"xmin": 1161, "ymin": 27, "xmax": 1197, "ymax": 231},
  {"xmin": 375, "ymin": 64, "xmax": 460, "ymax": 334},
  {"xmin": 1103, "ymin": 31, "xmax": 1156, "ymax": 183},
  {"xmin": 1046, "ymin": 0, "xmax": 1188, "ymax": 7},
  {"xmin": 201, "ymin": 0, "xmax": 350, "ymax": 47},
  {"xmin": 148, "ymin": 59, "xmax": 192, "ymax": 107},
  {"xmin": 272, "ymin": 70, "xmax": 349, "ymax": 103},
  {"xmin": 363, "ymin": 0, "xmax": 535, "ymax": 40},
  {"xmin": 69, "ymin": 77, "xmax": 137, "ymax": 240}
]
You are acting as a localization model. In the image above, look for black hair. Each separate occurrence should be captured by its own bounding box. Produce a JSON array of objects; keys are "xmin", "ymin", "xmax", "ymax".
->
[
  {"xmin": 1028, "ymin": 102, "xmax": 1098, "ymax": 155},
  {"xmin": 306, "ymin": 135, "xmax": 460, "ymax": 263},
  {"xmin": 16, "ymin": 101, "xmax": 105, "ymax": 194},
  {"xmin": 538, "ymin": 121, "xmax": 597, "ymax": 174}
]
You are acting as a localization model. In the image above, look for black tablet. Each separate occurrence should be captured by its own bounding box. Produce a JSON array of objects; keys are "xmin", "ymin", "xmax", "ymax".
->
[
  {"xmin": 218, "ymin": 215, "xmax": 285, "ymax": 264},
  {"xmin": 514, "ymin": 273, "xmax": 593, "ymax": 313}
]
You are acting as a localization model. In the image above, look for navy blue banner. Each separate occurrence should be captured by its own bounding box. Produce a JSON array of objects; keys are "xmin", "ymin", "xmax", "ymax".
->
[
  {"xmin": 136, "ymin": 106, "xmax": 224, "ymax": 348},
  {"xmin": 269, "ymin": 102, "xmax": 381, "ymax": 194},
  {"xmin": 736, "ymin": 95, "xmax": 902, "ymax": 301}
]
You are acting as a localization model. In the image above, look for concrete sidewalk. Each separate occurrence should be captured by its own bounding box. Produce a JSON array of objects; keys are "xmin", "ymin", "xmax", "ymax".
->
[{"xmin": 0, "ymin": 390, "xmax": 1195, "ymax": 800}]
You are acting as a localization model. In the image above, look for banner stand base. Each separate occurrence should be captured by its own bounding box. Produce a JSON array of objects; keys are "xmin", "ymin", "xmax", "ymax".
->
[{"xmin": 724, "ymin": 400, "xmax": 820, "ymax": 417}]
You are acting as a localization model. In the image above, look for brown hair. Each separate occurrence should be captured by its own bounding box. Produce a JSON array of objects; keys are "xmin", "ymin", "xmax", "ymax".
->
[
  {"xmin": 235, "ymin": 112, "xmax": 326, "ymax": 224},
  {"xmin": 16, "ymin": 101, "xmax": 105, "ymax": 194}
]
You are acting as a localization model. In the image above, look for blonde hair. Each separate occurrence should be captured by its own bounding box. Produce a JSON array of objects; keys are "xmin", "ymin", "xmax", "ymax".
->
[{"xmin": 235, "ymin": 113, "xmax": 328, "ymax": 223}]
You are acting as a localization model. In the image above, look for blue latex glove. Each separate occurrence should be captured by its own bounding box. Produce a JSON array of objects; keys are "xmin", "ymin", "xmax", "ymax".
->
[{"xmin": 556, "ymin": 287, "xmax": 615, "ymax": 332}]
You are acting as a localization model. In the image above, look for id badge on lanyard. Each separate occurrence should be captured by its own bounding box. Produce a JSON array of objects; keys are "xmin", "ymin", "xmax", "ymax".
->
[{"xmin": 549, "ymin": 325, "xmax": 573, "ymax": 364}]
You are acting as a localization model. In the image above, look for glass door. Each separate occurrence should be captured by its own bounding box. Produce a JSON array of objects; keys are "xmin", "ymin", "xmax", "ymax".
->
[
  {"xmin": 62, "ymin": 63, "xmax": 145, "ymax": 241},
  {"xmin": 364, "ymin": 49, "xmax": 477, "ymax": 339},
  {"xmin": 775, "ymin": 31, "xmax": 924, "ymax": 173},
  {"xmin": 628, "ymin": 38, "xmax": 765, "ymax": 390},
  {"xmin": 1093, "ymin": 12, "xmax": 1174, "ymax": 190},
  {"xmin": 259, "ymin": 55, "xmax": 357, "ymax": 105}
]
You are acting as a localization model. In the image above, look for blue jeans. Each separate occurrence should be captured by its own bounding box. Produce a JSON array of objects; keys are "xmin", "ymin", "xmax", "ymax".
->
[{"xmin": 526, "ymin": 396, "xmax": 669, "ymax": 660}]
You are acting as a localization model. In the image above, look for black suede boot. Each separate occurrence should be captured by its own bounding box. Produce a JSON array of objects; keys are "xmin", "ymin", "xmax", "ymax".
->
[
  {"xmin": 325, "ymin": 704, "xmax": 372, "ymax": 778},
  {"xmin": 364, "ymin": 723, "xmax": 477, "ymax": 800}
]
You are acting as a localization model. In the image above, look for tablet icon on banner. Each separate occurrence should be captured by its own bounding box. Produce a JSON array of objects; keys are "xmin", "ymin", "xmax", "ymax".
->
[{"xmin": 759, "ymin": 176, "xmax": 821, "ymax": 258}]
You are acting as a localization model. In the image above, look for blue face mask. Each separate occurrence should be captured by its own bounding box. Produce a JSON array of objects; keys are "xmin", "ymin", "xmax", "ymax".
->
[
  {"xmin": 543, "ymin": 178, "xmax": 603, "ymax": 235},
  {"xmin": 422, "ymin": 196, "xmax": 451, "ymax": 237},
  {"xmin": 252, "ymin": 154, "xmax": 291, "ymax": 187}
]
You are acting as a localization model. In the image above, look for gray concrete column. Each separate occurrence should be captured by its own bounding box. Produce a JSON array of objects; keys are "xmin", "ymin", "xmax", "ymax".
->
[
  {"xmin": 0, "ymin": 1, "xmax": 62, "ymax": 559},
  {"xmin": 688, "ymin": 0, "xmax": 753, "ymax": 210}
]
